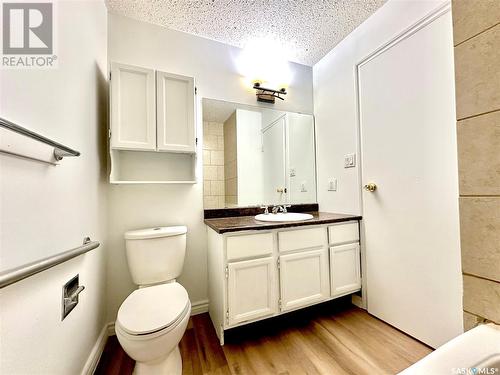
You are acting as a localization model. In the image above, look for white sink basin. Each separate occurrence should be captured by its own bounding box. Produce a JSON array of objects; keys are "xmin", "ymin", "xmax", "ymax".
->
[{"xmin": 254, "ymin": 212, "xmax": 314, "ymax": 222}]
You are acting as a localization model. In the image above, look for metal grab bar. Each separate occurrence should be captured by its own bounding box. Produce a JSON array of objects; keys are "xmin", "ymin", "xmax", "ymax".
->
[
  {"xmin": 0, "ymin": 238, "xmax": 100, "ymax": 289},
  {"xmin": 0, "ymin": 117, "xmax": 81, "ymax": 161}
]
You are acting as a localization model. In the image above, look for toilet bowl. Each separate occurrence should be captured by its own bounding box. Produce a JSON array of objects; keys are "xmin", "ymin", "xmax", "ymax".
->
[
  {"xmin": 116, "ymin": 282, "xmax": 191, "ymax": 374},
  {"xmin": 116, "ymin": 226, "xmax": 190, "ymax": 375}
]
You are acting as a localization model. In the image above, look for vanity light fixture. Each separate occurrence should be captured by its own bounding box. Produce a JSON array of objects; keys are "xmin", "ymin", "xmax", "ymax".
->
[
  {"xmin": 237, "ymin": 38, "xmax": 292, "ymax": 104},
  {"xmin": 253, "ymin": 82, "xmax": 287, "ymax": 103}
]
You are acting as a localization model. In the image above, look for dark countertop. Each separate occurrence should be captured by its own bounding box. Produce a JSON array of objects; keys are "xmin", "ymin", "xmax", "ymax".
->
[{"xmin": 204, "ymin": 212, "xmax": 362, "ymax": 234}]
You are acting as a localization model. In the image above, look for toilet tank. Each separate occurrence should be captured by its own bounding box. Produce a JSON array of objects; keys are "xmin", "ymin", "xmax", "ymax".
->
[{"xmin": 124, "ymin": 226, "xmax": 187, "ymax": 286}]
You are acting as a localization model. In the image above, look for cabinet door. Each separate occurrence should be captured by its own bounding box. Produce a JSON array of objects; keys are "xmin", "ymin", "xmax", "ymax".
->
[
  {"xmin": 227, "ymin": 257, "xmax": 276, "ymax": 326},
  {"xmin": 110, "ymin": 62, "xmax": 156, "ymax": 151},
  {"xmin": 279, "ymin": 249, "xmax": 329, "ymax": 312},
  {"xmin": 330, "ymin": 243, "xmax": 361, "ymax": 296},
  {"xmin": 156, "ymin": 71, "xmax": 196, "ymax": 153}
]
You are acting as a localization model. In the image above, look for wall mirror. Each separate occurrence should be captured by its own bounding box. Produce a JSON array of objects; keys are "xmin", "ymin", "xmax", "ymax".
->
[{"xmin": 202, "ymin": 98, "xmax": 317, "ymax": 209}]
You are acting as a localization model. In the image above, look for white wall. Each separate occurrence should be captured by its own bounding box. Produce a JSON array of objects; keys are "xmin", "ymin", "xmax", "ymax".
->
[
  {"xmin": 0, "ymin": 1, "xmax": 108, "ymax": 373},
  {"xmin": 314, "ymin": 0, "xmax": 448, "ymax": 215},
  {"xmin": 107, "ymin": 13, "xmax": 313, "ymax": 320}
]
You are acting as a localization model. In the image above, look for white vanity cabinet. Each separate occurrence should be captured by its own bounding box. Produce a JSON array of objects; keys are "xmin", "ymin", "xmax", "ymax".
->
[
  {"xmin": 227, "ymin": 257, "xmax": 277, "ymax": 325},
  {"xmin": 279, "ymin": 249, "xmax": 329, "ymax": 311},
  {"xmin": 207, "ymin": 220, "xmax": 361, "ymax": 345},
  {"xmin": 328, "ymin": 222, "xmax": 361, "ymax": 297},
  {"xmin": 278, "ymin": 227, "xmax": 329, "ymax": 311},
  {"xmin": 225, "ymin": 232, "xmax": 277, "ymax": 325}
]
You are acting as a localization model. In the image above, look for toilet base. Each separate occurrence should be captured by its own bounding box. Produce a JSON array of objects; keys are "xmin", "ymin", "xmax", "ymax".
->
[{"xmin": 133, "ymin": 345, "xmax": 182, "ymax": 375}]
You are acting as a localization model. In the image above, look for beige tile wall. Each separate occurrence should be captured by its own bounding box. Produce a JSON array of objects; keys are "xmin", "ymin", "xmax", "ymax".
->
[
  {"xmin": 452, "ymin": 0, "xmax": 500, "ymax": 330},
  {"xmin": 224, "ymin": 112, "xmax": 238, "ymax": 206},
  {"xmin": 203, "ymin": 121, "xmax": 225, "ymax": 209}
]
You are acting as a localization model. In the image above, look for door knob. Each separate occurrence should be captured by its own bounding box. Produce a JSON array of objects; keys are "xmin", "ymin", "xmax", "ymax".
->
[{"xmin": 363, "ymin": 183, "xmax": 377, "ymax": 192}]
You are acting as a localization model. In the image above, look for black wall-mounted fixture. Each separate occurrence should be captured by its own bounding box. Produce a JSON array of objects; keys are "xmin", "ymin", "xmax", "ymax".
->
[{"xmin": 253, "ymin": 82, "xmax": 287, "ymax": 103}]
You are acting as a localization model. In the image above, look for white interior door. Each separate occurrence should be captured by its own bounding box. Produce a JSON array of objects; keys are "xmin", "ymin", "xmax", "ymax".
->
[
  {"xmin": 227, "ymin": 257, "xmax": 276, "ymax": 326},
  {"xmin": 279, "ymin": 249, "xmax": 329, "ymax": 311},
  {"xmin": 110, "ymin": 62, "xmax": 156, "ymax": 151},
  {"xmin": 156, "ymin": 71, "xmax": 195, "ymax": 153},
  {"xmin": 359, "ymin": 9, "xmax": 462, "ymax": 348}
]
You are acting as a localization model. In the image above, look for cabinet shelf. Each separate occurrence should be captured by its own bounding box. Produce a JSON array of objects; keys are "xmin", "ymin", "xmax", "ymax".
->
[{"xmin": 109, "ymin": 149, "xmax": 197, "ymax": 184}]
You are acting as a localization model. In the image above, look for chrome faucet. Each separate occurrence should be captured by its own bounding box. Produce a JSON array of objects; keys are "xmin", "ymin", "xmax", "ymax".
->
[
  {"xmin": 260, "ymin": 205, "xmax": 269, "ymax": 215},
  {"xmin": 272, "ymin": 204, "xmax": 291, "ymax": 214}
]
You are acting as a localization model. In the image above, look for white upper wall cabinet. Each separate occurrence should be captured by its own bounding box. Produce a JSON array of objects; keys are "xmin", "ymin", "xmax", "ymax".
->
[
  {"xmin": 109, "ymin": 62, "xmax": 197, "ymax": 184},
  {"xmin": 110, "ymin": 63, "xmax": 196, "ymax": 153},
  {"xmin": 110, "ymin": 62, "xmax": 156, "ymax": 151},
  {"xmin": 156, "ymin": 71, "xmax": 196, "ymax": 152}
]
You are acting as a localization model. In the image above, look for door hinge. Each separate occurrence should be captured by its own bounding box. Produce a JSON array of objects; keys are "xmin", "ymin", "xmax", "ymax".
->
[
  {"xmin": 196, "ymin": 137, "xmax": 198, "ymax": 145},
  {"xmin": 195, "ymin": 86, "xmax": 197, "ymax": 95},
  {"xmin": 226, "ymin": 308, "xmax": 229, "ymax": 323},
  {"xmin": 108, "ymin": 128, "xmax": 112, "ymax": 139},
  {"xmin": 109, "ymin": 71, "xmax": 111, "ymax": 80},
  {"xmin": 225, "ymin": 266, "xmax": 229, "ymax": 279},
  {"xmin": 277, "ymin": 258, "xmax": 280, "ymax": 269},
  {"xmin": 279, "ymin": 299, "xmax": 282, "ymax": 310}
]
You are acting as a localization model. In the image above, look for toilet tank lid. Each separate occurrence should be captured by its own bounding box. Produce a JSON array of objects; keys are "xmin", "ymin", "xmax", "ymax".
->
[{"xmin": 124, "ymin": 226, "xmax": 187, "ymax": 240}]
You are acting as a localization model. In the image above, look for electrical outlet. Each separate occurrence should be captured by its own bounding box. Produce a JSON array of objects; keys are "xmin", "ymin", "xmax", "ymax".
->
[
  {"xmin": 328, "ymin": 178, "xmax": 337, "ymax": 191},
  {"xmin": 344, "ymin": 153, "xmax": 356, "ymax": 168}
]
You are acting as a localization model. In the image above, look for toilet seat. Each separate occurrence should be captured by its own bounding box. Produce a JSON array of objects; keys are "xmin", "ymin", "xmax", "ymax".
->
[{"xmin": 117, "ymin": 282, "xmax": 189, "ymax": 336}]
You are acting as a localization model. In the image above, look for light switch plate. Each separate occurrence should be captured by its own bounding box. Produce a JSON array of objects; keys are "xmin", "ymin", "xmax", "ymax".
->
[{"xmin": 344, "ymin": 153, "xmax": 356, "ymax": 168}]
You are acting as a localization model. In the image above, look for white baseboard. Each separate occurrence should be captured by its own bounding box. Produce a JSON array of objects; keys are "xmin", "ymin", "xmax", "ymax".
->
[
  {"xmin": 81, "ymin": 322, "xmax": 113, "ymax": 375},
  {"xmin": 191, "ymin": 299, "xmax": 209, "ymax": 315},
  {"xmin": 351, "ymin": 294, "xmax": 365, "ymax": 309},
  {"xmin": 107, "ymin": 321, "xmax": 115, "ymax": 336}
]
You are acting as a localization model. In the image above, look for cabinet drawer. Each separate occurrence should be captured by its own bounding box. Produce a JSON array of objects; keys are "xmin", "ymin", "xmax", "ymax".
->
[
  {"xmin": 226, "ymin": 232, "xmax": 273, "ymax": 260},
  {"xmin": 328, "ymin": 221, "xmax": 359, "ymax": 245},
  {"xmin": 278, "ymin": 227, "xmax": 327, "ymax": 252}
]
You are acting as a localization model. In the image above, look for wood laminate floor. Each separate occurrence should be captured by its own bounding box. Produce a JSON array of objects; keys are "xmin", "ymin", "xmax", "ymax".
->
[{"xmin": 95, "ymin": 301, "xmax": 432, "ymax": 375}]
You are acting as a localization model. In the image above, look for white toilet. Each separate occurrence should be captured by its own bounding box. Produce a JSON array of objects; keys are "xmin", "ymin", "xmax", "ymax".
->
[{"xmin": 116, "ymin": 226, "xmax": 191, "ymax": 375}]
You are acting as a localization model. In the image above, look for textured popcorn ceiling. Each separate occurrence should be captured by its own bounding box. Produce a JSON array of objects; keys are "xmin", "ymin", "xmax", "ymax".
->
[{"xmin": 105, "ymin": 0, "xmax": 386, "ymax": 66}]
